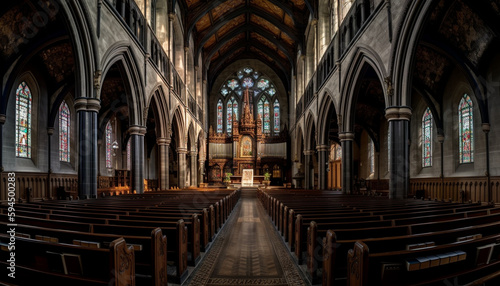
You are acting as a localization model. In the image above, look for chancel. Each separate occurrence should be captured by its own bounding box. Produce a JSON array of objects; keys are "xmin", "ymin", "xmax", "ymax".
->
[{"xmin": 1, "ymin": 0, "xmax": 500, "ymax": 285}]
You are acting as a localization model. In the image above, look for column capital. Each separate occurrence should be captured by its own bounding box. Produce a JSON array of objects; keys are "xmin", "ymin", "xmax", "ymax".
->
[
  {"xmin": 177, "ymin": 147, "xmax": 189, "ymax": 154},
  {"xmin": 385, "ymin": 106, "xmax": 412, "ymax": 121},
  {"xmin": 190, "ymin": 150, "xmax": 198, "ymax": 156},
  {"xmin": 156, "ymin": 138, "xmax": 171, "ymax": 145},
  {"xmin": 316, "ymin": 145, "xmax": 329, "ymax": 152},
  {"xmin": 168, "ymin": 13, "xmax": 176, "ymax": 20},
  {"xmin": 482, "ymin": 123, "xmax": 491, "ymax": 133},
  {"xmin": 128, "ymin": 125, "xmax": 147, "ymax": 136},
  {"xmin": 47, "ymin": 127, "xmax": 55, "ymax": 135},
  {"xmin": 339, "ymin": 132, "xmax": 355, "ymax": 141},
  {"xmin": 437, "ymin": 134, "xmax": 445, "ymax": 143},
  {"xmin": 74, "ymin": 98, "xmax": 101, "ymax": 113},
  {"xmin": 0, "ymin": 114, "xmax": 6, "ymax": 124},
  {"xmin": 310, "ymin": 18, "xmax": 318, "ymax": 26},
  {"xmin": 304, "ymin": 150, "xmax": 315, "ymax": 156}
]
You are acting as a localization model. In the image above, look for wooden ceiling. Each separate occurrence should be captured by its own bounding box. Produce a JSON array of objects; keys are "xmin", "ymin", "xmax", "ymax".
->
[{"xmin": 184, "ymin": 0, "xmax": 312, "ymax": 87}]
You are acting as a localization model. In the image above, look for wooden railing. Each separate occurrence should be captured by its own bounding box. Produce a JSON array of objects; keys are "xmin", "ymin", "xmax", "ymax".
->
[
  {"xmin": 1, "ymin": 172, "xmax": 77, "ymax": 201},
  {"xmin": 410, "ymin": 177, "xmax": 500, "ymax": 203}
]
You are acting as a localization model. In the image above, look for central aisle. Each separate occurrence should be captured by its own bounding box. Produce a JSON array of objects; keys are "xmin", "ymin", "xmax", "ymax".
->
[{"xmin": 187, "ymin": 188, "xmax": 307, "ymax": 286}]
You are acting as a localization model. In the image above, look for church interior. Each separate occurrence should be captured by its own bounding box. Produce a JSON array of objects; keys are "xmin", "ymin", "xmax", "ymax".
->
[{"xmin": 1, "ymin": 0, "xmax": 500, "ymax": 285}]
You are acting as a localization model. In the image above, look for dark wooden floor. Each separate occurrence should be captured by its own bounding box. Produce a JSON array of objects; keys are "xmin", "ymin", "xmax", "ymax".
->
[{"xmin": 188, "ymin": 188, "xmax": 307, "ymax": 285}]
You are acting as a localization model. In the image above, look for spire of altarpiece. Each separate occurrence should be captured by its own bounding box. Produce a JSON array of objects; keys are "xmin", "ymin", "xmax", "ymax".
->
[{"xmin": 241, "ymin": 87, "xmax": 254, "ymax": 124}]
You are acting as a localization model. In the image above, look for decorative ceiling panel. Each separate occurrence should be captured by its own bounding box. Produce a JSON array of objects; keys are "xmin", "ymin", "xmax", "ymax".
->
[
  {"xmin": 216, "ymin": 14, "xmax": 246, "ymax": 39},
  {"xmin": 251, "ymin": 0, "xmax": 284, "ymax": 21},
  {"xmin": 211, "ymin": 0, "xmax": 245, "ymax": 23},
  {"xmin": 211, "ymin": 51, "xmax": 220, "ymax": 62},
  {"xmin": 219, "ymin": 33, "xmax": 245, "ymax": 55},
  {"xmin": 250, "ymin": 46, "xmax": 274, "ymax": 64},
  {"xmin": 284, "ymin": 14, "xmax": 295, "ymax": 29},
  {"xmin": 290, "ymin": 0, "xmax": 306, "ymax": 10},
  {"xmin": 281, "ymin": 32, "xmax": 294, "ymax": 47},
  {"xmin": 205, "ymin": 34, "xmax": 217, "ymax": 51},
  {"xmin": 195, "ymin": 13, "xmax": 211, "ymax": 33},
  {"xmin": 251, "ymin": 32, "xmax": 278, "ymax": 52},
  {"xmin": 277, "ymin": 49, "xmax": 287, "ymax": 61},
  {"xmin": 250, "ymin": 15, "xmax": 280, "ymax": 36}
]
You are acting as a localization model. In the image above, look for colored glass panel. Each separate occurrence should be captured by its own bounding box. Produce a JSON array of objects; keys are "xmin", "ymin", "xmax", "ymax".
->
[
  {"xmin": 422, "ymin": 107, "xmax": 433, "ymax": 167},
  {"xmin": 221, "ymin": 88, "xmax": 229, "ymax": 96},
  {"xmin": 459, "ymin": 94, "xmax": 474, "ymax": 163},
  {"xmin": 242, "ymin": 77, "xmax": 254, "ymax": 88},
  {"xmin": 268, "ymin": 87, "xmax": 276, "ymax": 96},
  {"xmin": 227, "ymin": 79, "xmax": 239, "ymax": 90},
  {"xmin": 217, "ymin": 100, "xmax": 223, "ymax": 133},
  {"xmin": 237, "ymin": 71, "xmax": 244, "ymax": 79},
  {"xmin": 257, "ymin": 79, "xmax": 270, "ymax": 90},
  {"xmin": 258, "ymin": 99, "xmax": 264, "ymax": 123},
  {"xmin": 105, "ymin": 121, "xmax": 112, "ymax": 169},
  {"xmin": 59, "ymin": 101, "xmax": 70, "ymax": 162},
  {"xmin": 263, "ymin": 99, "xmax": 270, "ymax": 133},
  {"xmin": 227, "ymin": 101, "xmax": 233, "ymax": 134},
  {"xmin": 274, "ymin": 99, "xmax": 280, "ymax": 133},
  {"xmin": 336, "ymin": 145, "xmax": 342, "ymax": 160},
  {"xmin": 15, "ymin": 82, "xmax": 32, "ymax": 158},
  {"xmin": 232, "ymin": 98, "xmax": 238, "ymax": 121},
  {"xmin": 243, "ymin": 67, "xmax": 253, "ymax": 74}
]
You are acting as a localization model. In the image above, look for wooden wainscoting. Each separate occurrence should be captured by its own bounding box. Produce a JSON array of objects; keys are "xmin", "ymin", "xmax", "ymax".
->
[
  {"xmin": 410, "ymin": 177, "xmax": 500, "ymax": 203},
  {"xmin": 1, "ymin": 172, "xmax": 77, "ymax": 201}
]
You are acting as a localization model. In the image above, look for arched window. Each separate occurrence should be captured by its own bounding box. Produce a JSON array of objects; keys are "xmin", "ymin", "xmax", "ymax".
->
[
  {"xmin": 226, "ymin": 97, "xmax": 238, "ymax": 134},
  {"xmin": 216, "ymin": 99, "xmax": 223, "ymax": 133},
  {"xmin": 105, "ymin": 121, "xmax": 112, "ymax": 169},
  {"xmin": 15, "ymin": 82, "xmax": 32, "ymax": 158},
  {"xmin": 459, "ymin": 94, "xmax": 474, "ymax": 163},
  {"xmin": 59, "ymin": 101, "xmax": 70, "ymax": 162},
  {"xmin": 126, "ymin": 139, "xmax": 131, "ymax": 170},
  {"xmin": 273, "ymin": 99, "xmax": 280, "ymax": 133},
  {"xmin": 422, "ymin": 107, "xmax": 432, "ymax": 167},
  {"xmin": 369, "ymin": 139, "xmax": 374, "ymax": 175},
  {"xmin": 258, "ymin": 98, "xmax": 271, "ymax": 133}
]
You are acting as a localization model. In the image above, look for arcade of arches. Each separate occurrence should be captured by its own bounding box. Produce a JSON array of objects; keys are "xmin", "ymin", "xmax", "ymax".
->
[{"xmin": 2, "ymin": 0, "xmax": 500, "ymax": 205}]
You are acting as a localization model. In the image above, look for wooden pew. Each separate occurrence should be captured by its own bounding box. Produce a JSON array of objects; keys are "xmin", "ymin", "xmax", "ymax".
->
[{"xmin": 0, "ymin": 235, "xmax": 135, "ymax": 286}]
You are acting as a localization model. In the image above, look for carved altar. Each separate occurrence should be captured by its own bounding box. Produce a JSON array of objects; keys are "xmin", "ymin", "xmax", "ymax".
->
[{"xmin": 208, "ymin": 88, "xmax": 287, "ymax": 183}]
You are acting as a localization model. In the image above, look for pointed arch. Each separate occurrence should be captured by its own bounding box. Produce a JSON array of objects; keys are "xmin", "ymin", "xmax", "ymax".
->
[
  {"xmin": 422, "ymin": 107, "xmax": 433, "ymax": 167},
  {"xmin": 15, "ymin": 82, "xmax": 33, "ymax": 158},
  {"xmin": 317, "ymin": 91, "xmax": 338, "ymax": 145},
  {"xmin": 59, "ymin": 100, "xmax": 71, "ymax": 162}
]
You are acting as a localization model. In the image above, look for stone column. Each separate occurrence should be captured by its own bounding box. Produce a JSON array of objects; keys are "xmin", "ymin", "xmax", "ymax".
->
[
  {"xmin": 340, "ymin": 132, "xmax": 355, "ymax": 194},
  {"xmin": 360, "ymin": 0, "xmax": 367, "ymax": 22},
  {"xmin": 304, "ymin": 150, "xmax": 315, "ymax": 189},
  {"xmin": 317, "ymin": 145, "xmax": 329, "ymax": 190},
  {"xmin": 168, "ymin": 13, "xmax": 175, "ymax": 60},
  {"xmin": 198, "ymin": 159, "xmax": 205, "ymax": 186},
  {"xmin": 483, "ymin": 123, "xmax": 491, "ymax": 202},
  {"xmin": 177, "ymin": 147, "xmax": 188, "ymax": 188},
  {"xmin": 190, "ymin": 150, "xmax": 198, "ymax": 187},
  {"xmin": 75, "ymin": 98, "xmax": 100, "ymax": 199},
  {"xmin": 129, "ymin": 125, "xmax": 146, "ymax": 194},
  {"xmin": 385, "ymin": 107, "xmax": 412, "ymax": 199},
  {"xmin": 157, "ymin": 137, "xmax": 169, "ymax": 190}
]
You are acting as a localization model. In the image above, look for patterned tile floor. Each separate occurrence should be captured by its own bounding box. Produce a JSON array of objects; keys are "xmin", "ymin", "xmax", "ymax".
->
[{"xmin": 187, "ymin": 188, "xmax": 307, "ymax": 286}]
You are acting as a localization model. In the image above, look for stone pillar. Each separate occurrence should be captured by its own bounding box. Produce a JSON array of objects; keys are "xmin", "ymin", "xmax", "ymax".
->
[
  {"xmin": 317, "ymin": 145, "xmax": 329, "ymax": 190},
  {"xmin": 340, "ymin": 132, "xmax": 355, "ymax": 194},
  {"xmin": 177, "ymin": 147, "xmax": 188, "ymax": 188},
  {"xmin": 0, "ymin": 114, "xmax": 5, "ymax": 172},
  {"xmin": 385, "ymin": 107, "xmax": 412, "ymax": 199},
  {"xmin": 437, "ymin": 132, "xmax": 445, "ymax": 198},
  {"xmin": 129, "ymin": 125, "xmax": 146, "ymax": 194},
  {"xmin": 483, "ymin": 123, "xmax": 491, "ymax": 202},
  {"xmin": 304, "ymin": 150, "xmax": 315, "ymax": 189},
  {"xmin": 157, "ymin": 138, "xmax": 169, "ymax": 190},
  {"xmin": 190, "ymin": 150, "xmax": 198, "ymax": 187},
  {"xmin": 198, "ymin": 159, "xmax": 205, "ymax": 185},
  {"xmin": 360, "ymin": 0, "xmax": 367, "ymax": 22},
  {"xmin": 75, "ymin": 98, "xmax": 100, "ymax": 199},
  {"xmin": 168, "ymin": 13, "xmax": 175, "ymax": 60}
]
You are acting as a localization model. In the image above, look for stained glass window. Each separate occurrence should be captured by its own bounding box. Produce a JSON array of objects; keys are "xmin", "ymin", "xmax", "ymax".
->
[
  {"xmin": 236, "ymin": 89, "xmax": 243, "ymax": 97},
  {"xmin": 257, "ymin": 79, "xmax": 269, "ymax": 90},
  {"xmin": 15, "ymin": 82, "xmax": 32, "ymax": 158},
  {"xmin": 242, "ymin": 77, "xmax": 254, "ymax": 88},
  {"xmin": 459, "ymin": 94, "xmax": 474, "ymax": 163},
  {"xmin": 274, "ymin": 99, "xmax": 280, "ymax": 133},
  {"xmin": 369, "ymin": 139, "xmax": 375, "ymax": 175},
  {"xmin": 258, "ymin": 99, "xmax": 263, "ymax": 122},
  {"xmin": 263, "ymin": 99, "xmax": 270, "ymax": 133},
  {"xmin": 227, "ymin": 79, "xmax": 239, "ymax": 90},
  {"xmin": 422, "ymin": 108, "xmax": 432, "ymax": 167},
  {"xmin": 59, "ymin": 101, "xmax": 70, "ymax": 162},
  {"xmin": 127, "ymin": 139, "xmax": 131, "ymax": 170},
  {"xmin": 232, "ymin": 98, "xmax": 238, "ymax": 121},
  {"xmin": 227, "ymin": 100, "xmax": 233, "ymax": 134},
  {"xmin": 221, "ymin": 87, "xmax": 229, "ymax": 96},
  {"xmin": 268, "ymin": 87, "xmax": 276, "ymax": 96},
  {"xmin": 237, "ymin": 71, "xmax": 244, "ymax": 79},
  {"xmin": 105, "ymin": 121, "xmax": 112, "ymax": 169},
  {"xmin": 336, "ymin": 145, "xmax": 342, "ymax": 160},
  {"xmin": 243, "ymin": 67, "xmax": 253, "ymax": 74},
  {"xmin": 217, "ymin": 99, "xmax": 223, "ymax": 133}
]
